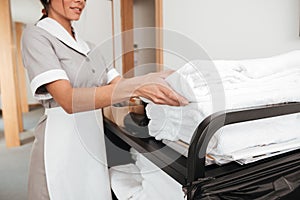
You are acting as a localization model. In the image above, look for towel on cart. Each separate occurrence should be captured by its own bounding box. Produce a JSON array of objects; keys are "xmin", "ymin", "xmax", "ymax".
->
[
  {"xmin": 109, "ymin": 164, "xmax": 143, "ymax": 200},
  {"xmin": 110, "ymin": 149, "xmax": 185, "ymax": 200},
  {"xmin": 145, "ymin": 53, "xmax": 300, "ymax": 165}
]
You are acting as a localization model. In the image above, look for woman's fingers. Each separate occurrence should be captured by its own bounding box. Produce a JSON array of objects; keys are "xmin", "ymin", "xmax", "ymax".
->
[
  {"xmin": 126, "ymin": 71, "xmax": 188, "ymax": 106},
  {"xmin": 159, "ymin": 85, "xmax": 189, "ymax": 106},
  {"xmin": 140, "ymin": 83, "xmax": 188, "ymax": 106}
]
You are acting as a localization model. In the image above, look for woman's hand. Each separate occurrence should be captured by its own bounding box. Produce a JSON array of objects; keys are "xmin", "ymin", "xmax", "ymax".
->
[{"xmin": 112, "ymin": 71, "xmax": 189, "ymax": 106}]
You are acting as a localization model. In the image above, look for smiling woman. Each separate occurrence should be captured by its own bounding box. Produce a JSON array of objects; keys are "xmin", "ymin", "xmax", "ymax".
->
[
  {"xmin": 23, "ymin": 1, "xmax": 115, "ymax": 200},
  {"xmin": 21, "ymin": 0, "xmax": 187, "ymax": 200},
  {"xmin": 40, "ymin": 0, "xmax": 86, "ymax": 37}
]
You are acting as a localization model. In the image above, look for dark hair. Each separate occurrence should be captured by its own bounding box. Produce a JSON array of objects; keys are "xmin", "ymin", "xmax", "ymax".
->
[
  {"xmin": 40, "ymin": 0, "xmax": 49, "ymax": 7},
  {"xmin": 40, "ymin": 0, "xmax": 50, "ymax": 20}
]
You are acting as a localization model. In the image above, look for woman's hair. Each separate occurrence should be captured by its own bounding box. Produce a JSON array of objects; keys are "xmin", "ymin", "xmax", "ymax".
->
[
  {"xmin": 40, "ymin": 0, "xmax": 50, "ymax": 7},
  {"xmin": 40, "ymin": 0, "xmax": 50, "ymax": 20}
]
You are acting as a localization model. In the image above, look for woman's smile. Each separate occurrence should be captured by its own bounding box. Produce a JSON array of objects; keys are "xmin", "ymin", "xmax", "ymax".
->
[{"xmin": 70, "ymin": 6, "xmax": 83, "ymax": 15}]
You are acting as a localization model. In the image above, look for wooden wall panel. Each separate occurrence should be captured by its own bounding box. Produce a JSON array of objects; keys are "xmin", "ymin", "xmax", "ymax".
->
[
  {"xmin": 155, "ymin": 0, "xmax": 163, "ymax": 71},
  {"xmin": 121, "ymin": 0, "xmax": 134, "ymax": 77},
  {"xmin": 0, "ymin": 0, "xmax": 21, "ymax": 147}
]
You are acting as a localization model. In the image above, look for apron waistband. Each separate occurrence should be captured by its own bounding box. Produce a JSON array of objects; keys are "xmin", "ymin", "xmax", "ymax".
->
[{"xmin": 45, "ymin": 107, "xmax": 65, "ymax": 115}]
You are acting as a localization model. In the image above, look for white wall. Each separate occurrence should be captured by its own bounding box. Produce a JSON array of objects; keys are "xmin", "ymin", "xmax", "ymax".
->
[
  {"xmin": 73, "ymin": 0, "xmax": 115, "ymax": 70},
  {"xmin": 112, "ymin": 0, "xmax": 123, "ymax": 74},
  {"xmin": 10, "ymin": 0, "xmax": 42, "ymax": 24},
  {"xmin": 73, "ymin": 0, "xmax": 112, "ymax": 45},
  {"xmin": 163, "ymin": 0, "xmax": 300, "ymax": 68}
]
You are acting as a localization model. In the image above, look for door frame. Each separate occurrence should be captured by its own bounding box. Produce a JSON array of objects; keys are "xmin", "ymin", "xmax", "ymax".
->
[{"xmin": 117, "ymin": 0, "xmax": 163, "ymax": 76}]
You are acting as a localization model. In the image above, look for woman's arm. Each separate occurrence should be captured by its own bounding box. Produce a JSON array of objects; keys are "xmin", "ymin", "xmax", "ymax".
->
[
  {"xmin": 46, "ymin": 72, "xmax": 188, "ymax": 114},
  {"xmin": 46, "ymin": 80, "xmax": 117, "ymax": 114}
]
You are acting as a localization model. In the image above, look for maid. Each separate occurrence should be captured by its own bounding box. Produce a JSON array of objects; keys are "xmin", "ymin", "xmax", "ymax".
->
[{"xmin": 21, "ymin": 0, "xmax": 187, "ymax": 199}]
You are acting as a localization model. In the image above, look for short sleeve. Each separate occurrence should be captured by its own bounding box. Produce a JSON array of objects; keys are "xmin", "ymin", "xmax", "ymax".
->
[
  {"xmin": 21, "ymin": 26, "xmax": 69, "ymax": 100},
  {"xmin": 106, "ymin": 68, "xmax": 120, "ymax": 83}
]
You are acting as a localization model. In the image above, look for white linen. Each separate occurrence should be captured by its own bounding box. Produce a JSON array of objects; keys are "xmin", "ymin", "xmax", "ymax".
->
[
  {"xmin": 134, "ymin": 152, "xmax": 185, "ymax": 200},
  {"xmin": 145, "ymin": 103, "xmax": 204, "ymax": 141},
  {"xmin": 110, "ymin": 52, "xmax": 300, "ymax": 198},
  {"xmin": 110, "ymin": 149, "xmax": 185, "ymax": 200},
  {"xmin": 230, "ymin": 139, "xmax": 300, "ymax": 163},
  {"xmin": 238, "ymin": 50, "xmax": 300, "ymax": 78},
  {"xmin": 164, "ymin": 137, "xmax": 300, "ymax": 165},
  {"xmin": 164, "ymin": 60, "xmax": 300, "ymax": 109},
  {"xmin": 207, "ymin": 113, "xmax": 300, "ymax": 155},
  {"xmin": 146, "ymin": 64, "xmax": 300, "ymax": 143},
  {"xmin": 109, "ymin": 164, "xmax": 143, "ymax": 200},
  {"xmin": 145, "ymin": 55, "xmax": 300, "ymax": 165}
]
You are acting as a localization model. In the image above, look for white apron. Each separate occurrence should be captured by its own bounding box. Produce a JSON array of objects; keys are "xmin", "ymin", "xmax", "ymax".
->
[{"xmin": 44, "ymin": 107, "xmax": 112, "ymax": 200}]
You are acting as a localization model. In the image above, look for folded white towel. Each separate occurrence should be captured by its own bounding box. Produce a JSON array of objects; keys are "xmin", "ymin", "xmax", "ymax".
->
[
  {"xmin": 109, "ymin": 164, "xmax": 143, "ymax": 200},
  {"xmin": 146, "ymin": 103, "xmax": 204, "ymax": 141},
  {"xmin": 135, "ymin": 152, "xmax": 185, "ymax": 200},
  {"xmin": 145, "ymin": 56, "xmax": 300, "ymax": 165},
  {"xmin": 238, "ymin": 50, "xmax": 300, "ymax": 78},
  {"xmin": 147, "ymin": 67, "xmax": 300, "ymax": 143},
  {"xmin": 110, "ymin": 149, "xmax": 186, "ymax": 200},
  {"xmin": 230, "ymin": 138, "xmax": 300, "ymax": 161},
  {"xmin": 165, "ymin": 62, "xmax": 300, "ymax": 107},
  {"xmin": 166, "ymin": 60, "xmax": 250, "ymax": 102},
  {"xmin": 208, "ymin": 113, "xmax": 300, "ymax": 156}
]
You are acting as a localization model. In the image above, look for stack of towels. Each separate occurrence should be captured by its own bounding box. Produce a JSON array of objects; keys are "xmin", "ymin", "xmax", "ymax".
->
[
  {"xmin": 145, "ymin": 50, "xmax": 300, "ymax": 165},
  {"xmin": 110, "ymin": 149, "xmax": 185, "ymax": 200},
  {"xmin": 110, "ymin": 51, "xmax": 300, "ymax": 200}
]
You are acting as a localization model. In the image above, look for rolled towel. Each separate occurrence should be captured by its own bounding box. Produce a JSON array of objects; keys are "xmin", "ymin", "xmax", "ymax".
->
[
  {"xmin": 109, "ymin": 164, "xmax": 143, "ymax": 200},
  {"xmin": 146, "ymin": 103, "xmax": 205, "ymax": 141},
  {"xmin": 134, "ymin": 152, "xmax": 186, "ymax": 200}
]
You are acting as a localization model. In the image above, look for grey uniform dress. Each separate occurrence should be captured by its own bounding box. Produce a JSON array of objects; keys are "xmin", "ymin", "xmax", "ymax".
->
[{"xmin": 21, "ymin": 17, "xmax": 119, "ymax": 200}]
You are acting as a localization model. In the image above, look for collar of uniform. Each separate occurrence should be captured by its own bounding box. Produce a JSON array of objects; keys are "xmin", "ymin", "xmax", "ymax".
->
[{"xmin": 36, "ymin": 17, "xmax": 90, "ymax": 56}]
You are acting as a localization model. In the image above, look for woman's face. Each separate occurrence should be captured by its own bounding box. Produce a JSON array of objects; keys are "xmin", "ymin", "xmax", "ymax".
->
[{"xmin": 48, "ymin": 0, "xmax": 86, "ymax": 21}]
